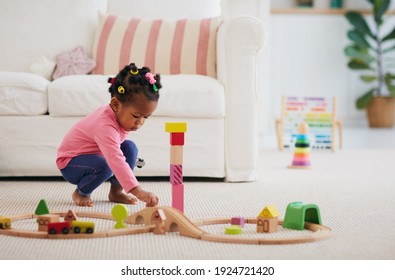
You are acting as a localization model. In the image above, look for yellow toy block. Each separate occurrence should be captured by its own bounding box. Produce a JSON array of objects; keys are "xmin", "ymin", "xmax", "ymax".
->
[
  {"xmin": 165, "ymin": 122, "xmax": 187, "ymax": 133},
  {"xmin": 258, "ymin": 205, "xmax": 280, "ymax": 218}
]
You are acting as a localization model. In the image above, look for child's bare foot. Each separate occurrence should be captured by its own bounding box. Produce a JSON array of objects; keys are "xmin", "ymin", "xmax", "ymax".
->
[
  {"xmin": 130, "ymin": 186, "xmax": 159, "ymax": 207},
  {"xmin": 108, "ymin": 184, "xmax": 138, "ymax": 205},
  {"xmin": 72, "ymin": 190, "xmax": 94, "ymax": 207}
]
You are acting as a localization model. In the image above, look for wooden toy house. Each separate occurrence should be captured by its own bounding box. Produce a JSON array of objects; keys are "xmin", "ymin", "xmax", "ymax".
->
[{"xmin": 257, "ymin": 205, "xmax": 279, "ymax": 233}]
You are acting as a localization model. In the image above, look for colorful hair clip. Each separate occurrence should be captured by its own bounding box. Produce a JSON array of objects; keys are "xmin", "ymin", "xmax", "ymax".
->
[
  {"xmin": 153, "ymin": 84, "xmax": 158, "ymax": 92},
  {"xmin": 145, "ymin": 72, "xmax": 158, "ymax": 91},
  {"xmin": 108, "ymin": 77, "xmax": 115, "ymax": 84},
  {"xmin": 145, "ymin": 72, "xmax": 156, "ymax": 84},
  {"xmin": 130, "ymin": 69, "xmax": 139, "ymax": 75},
  {"xmin": 118, "ymin": 86, "xmax": 125, "ymax": 94}
]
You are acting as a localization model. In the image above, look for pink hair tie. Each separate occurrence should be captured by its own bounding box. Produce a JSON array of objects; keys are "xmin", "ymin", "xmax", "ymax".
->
[
  {"xmin": 145, "ymin": 72, "xmax": 156, "ymax": 84},
  {"xmin": 145, "ymin": 72, "xmax": 158, "ymax": 91}
]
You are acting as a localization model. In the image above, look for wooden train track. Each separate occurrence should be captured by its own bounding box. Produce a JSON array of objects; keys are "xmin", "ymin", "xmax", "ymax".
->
[{"xmin": 0, "ymin": 207, "xmax": 331, "ymax": 244}]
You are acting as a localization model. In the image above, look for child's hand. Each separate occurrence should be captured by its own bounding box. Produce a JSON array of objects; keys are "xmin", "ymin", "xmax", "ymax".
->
[{"xmin": 130, "ymin": 186, "xmax": 159, "ymax": 207}]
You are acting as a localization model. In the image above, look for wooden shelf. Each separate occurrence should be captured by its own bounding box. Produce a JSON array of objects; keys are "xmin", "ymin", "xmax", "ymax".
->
[{"xmin": 271, "ymin": 8, "xmax": 395, "ymax": 15}]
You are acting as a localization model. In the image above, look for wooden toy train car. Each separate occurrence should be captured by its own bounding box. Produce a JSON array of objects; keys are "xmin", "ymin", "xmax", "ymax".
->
[
  {"xmin": 0, "ymin": 216, "xmax": 11, "ymax": 229},
  {"xmin": 47, "ymin": 220, "xmax": 95, "ymax": 234}
]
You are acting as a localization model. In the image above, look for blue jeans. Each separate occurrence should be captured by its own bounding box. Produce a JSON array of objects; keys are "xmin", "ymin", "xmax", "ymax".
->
[{"xmin": 60, "ymin": 140, "xmax": 138, "ymax": 196}]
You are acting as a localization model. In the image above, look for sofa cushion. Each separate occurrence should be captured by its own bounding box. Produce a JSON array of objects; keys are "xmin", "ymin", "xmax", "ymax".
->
[
  {"xmin": 0, "ymin": 72, "xmax": 49, "ymax": 116},
  {"xmin": 0, "ymin": 0, "xmax": 107, "ymax": 72},
  {"xmin": 92, "ymin": 13, "xmax": 221, "ymax": 78},
  {"xmin": 48, "ymin": 74, "xmax": 225, "ymax": 118},
  {"xmin": 52, "ymin": 46, "xmax": 97, "ymax": 80}
]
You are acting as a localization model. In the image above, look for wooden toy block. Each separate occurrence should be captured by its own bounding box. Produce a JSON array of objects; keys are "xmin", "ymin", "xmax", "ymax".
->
[
  {"xmin": 64, "ymin": 209, "xmax": 78, "ymax": 222},
  {"xmin": 38, "ymin": 214, "xmax": 60, "ymax": 232},
  {"xmin": 170, "ymin": 164, "xmax": 183, "ymax": 185},
  {"xmin": 165, "ymin": 122, "xmax": 187, "ymax": 133},
  {"xmin": 172, "ymin": 183, "xmax": 184, "ymax": 213},
  {"xmin": 170, "ymin": 145, "xmax": 183, "ymax": 165},
  {"xmin": 112, "ymin": 204, "xmax": 129, "ymax": 229},
  {"xmin": 256, "ymin": 217, "xmax": 278, "ymax": 233},
  {"xmin": 225, "ymin": 225, "xmax": 242, "ymax": 235},
  {"xmin": 35, "ymin": 199, "xmax": 49, "ymax": 216},
  {"xmin": 283, "ymin": 202, "xmax": 322, "ymax": 230},
  {"xmin": 170, "ymin": 132, "xmax": 185, "ymax": 145},
  {"xmin": 152, "ymin": 209, "xmax": 166, "ymax": 235},
  {"xmin": 230, "ymin": 216, "xmax": 245, "ymax": 228}
]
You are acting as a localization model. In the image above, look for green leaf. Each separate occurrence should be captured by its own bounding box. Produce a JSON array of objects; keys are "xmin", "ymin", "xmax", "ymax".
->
[
  {"xmin": 344, "ymin": 45, "xmax": 375, "ymax": 64},
  {"xmin": 345, "ymin": 12, "xmax": 375, "ymax": 39},
  {"xmin": 383, "ymin": 27, "xmax": 395, "ymax": 42},
  {"xmin": 360, "ymin": 75, "xmax": 377, "ymax": 82},
  {"xmin": 374, "ymin": 0, "xmax": 390, "ymax": 26},
  {"xmin": 383, "ymin": 44, "xmax": 395, "ymax": 53},
  {"xmin": 348, "ymin": 59, "xmax": 372, "ymax": 70},
  {"xmin": 385, "ymin": 73, "xmax": 395, "ymax": 96},
  {"xmin": 356, "ymin": 89, "xmax": 375, "ymax": 109},
  {"xmin": 347, "ymin": 30, "xmax": 372, "ymax": 49}
]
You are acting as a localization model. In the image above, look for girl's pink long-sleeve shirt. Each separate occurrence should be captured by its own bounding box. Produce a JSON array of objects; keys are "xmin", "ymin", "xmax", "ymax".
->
[{"xmin": 56, "ymin": 104, "xmax": 139, "ymax": 193}]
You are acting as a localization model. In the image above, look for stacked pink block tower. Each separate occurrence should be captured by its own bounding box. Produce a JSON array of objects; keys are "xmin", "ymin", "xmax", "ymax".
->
[{"xmin": 165, "ymin": 122, "xmax": 187, "ymax": 213}]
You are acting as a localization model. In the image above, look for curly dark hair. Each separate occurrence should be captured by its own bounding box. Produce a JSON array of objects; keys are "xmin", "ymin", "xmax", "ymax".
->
[{"xmin": 107, "ymin": 63, "xmax": 161, "ymax": 104}]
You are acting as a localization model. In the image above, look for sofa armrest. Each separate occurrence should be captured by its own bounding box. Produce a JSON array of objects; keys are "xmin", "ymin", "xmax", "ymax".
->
[{"xmin": 217, "ymin": 16, "xmax": 266, "ymax": 182}]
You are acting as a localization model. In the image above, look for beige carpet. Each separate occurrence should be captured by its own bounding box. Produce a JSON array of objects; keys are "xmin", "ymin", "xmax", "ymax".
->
[{"xmin": 1, "ymin": 149, "xmax": 394, "ymax": 260}]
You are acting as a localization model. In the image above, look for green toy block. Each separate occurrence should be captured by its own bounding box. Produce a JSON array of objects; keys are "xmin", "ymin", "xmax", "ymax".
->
[
  {"xmin": 225, "ymin": 225, "xmax": 243, "ymax": 235},
  {"xmin": 283, "ymin": 202, "xmax": 322, "ymax": 230},
  {"xmin": 35, "ymin": 199, "xmax": 50, "ymax": 216}
]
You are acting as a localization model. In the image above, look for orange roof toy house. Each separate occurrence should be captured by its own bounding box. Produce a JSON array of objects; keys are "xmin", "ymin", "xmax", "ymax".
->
[
  {"xmin": 64, "ymin": 210, "xmax": 78, "ymax": 222},
  {"xmin": 257, "ymin": 205, "xmax": 280, "ymax": 233}
]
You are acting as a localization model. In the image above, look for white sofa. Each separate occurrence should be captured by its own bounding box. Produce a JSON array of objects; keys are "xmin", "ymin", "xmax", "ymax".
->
[{"xmin": 0, "ymin": 0, "xmax": 266, "ymax": 181}]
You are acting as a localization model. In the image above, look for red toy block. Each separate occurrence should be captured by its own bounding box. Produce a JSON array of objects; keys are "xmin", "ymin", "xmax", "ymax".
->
[
  {"xmin": 170, "ymin": 164, "xmax": 183, "ymax": 185},
  {"xmin": 170, "ymin": 133, "xmax": 184, "ymax": 145},
  {"xmin": 172, "ymin": 183, "xmax": 184, "ymax": 213}
]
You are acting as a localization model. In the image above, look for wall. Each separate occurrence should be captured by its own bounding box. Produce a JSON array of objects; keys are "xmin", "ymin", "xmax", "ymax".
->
[{"xmin": 269, "ymin": 6, "xmax": 395, "ymax": 129}]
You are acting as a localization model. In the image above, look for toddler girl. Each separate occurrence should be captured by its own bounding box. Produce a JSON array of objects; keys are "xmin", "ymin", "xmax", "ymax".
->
[{"xmin": 56, "ymin": 63, "xmax": 160, "ymax": 207}]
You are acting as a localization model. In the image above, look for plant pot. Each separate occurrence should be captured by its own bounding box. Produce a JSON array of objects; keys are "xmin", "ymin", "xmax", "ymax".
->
[{"xmin": 366, "ymin": 96, "xmax": 395, "ymax": 128}]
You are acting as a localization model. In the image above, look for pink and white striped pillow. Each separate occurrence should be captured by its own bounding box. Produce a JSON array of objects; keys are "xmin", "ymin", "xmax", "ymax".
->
[{"xmin": 92, "ymin": 13, "xmax": 221, "ymax": 78}]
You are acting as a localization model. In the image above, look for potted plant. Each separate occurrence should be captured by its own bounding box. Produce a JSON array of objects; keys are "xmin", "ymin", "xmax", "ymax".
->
[{"xmin": 345, "ymin": 0, "xmax": 395, "ymax": 127}]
